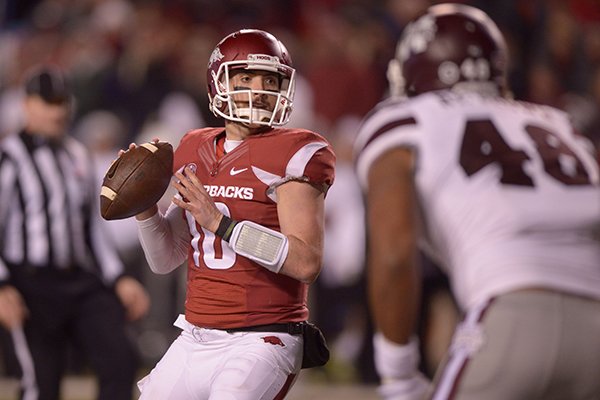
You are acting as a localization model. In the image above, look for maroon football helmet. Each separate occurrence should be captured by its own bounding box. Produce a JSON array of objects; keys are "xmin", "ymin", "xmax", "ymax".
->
[
  {"xmin": 388, "ymin": 3, "xmax": 508, "ymax": 97},
  {"xmin": 207, "ymin": 29, "xmax": 296, "ymax": 127}
]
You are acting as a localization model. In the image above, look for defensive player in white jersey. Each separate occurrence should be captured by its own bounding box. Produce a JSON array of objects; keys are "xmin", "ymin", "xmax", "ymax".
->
[
  {"xmin": 129, "ymin": 29, "xmax": 335, "ymax": 399},
  {"xmin": 354, "ymin": 4, "xmax": 600, "ymax": 400}
]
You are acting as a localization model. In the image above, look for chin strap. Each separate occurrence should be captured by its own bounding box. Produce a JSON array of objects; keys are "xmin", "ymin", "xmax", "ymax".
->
[{"xmin": 234, "ymin": 107, "xmax": 273, "ymax": 124}]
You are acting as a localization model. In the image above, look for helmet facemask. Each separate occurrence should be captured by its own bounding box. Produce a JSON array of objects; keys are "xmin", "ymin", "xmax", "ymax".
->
[{"xmin": 210, "ymin": 57, "xmax": 295, "ymax": 127}]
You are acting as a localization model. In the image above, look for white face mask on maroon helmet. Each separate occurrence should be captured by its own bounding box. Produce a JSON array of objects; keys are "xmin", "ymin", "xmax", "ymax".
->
[{"xmin": 207, "ymin": 30, "xmax": 296, "ymax": 127}]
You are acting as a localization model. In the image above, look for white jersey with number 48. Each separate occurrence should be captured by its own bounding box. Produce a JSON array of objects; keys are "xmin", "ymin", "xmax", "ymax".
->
[{"xmin": 355, "ymin": 90, "xmax": 600, "ymax": 310}]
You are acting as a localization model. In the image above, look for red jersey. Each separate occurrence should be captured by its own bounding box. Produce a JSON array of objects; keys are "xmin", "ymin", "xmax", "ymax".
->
[{"xmin": 174, "ymin": 127, "xmax": 335, "ymax": 328}]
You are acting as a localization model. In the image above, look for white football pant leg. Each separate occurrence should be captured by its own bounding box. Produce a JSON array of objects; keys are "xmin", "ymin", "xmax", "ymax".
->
[{"xmin": 209, "ymin": 332, "xmax": 303, "ymax": 399}]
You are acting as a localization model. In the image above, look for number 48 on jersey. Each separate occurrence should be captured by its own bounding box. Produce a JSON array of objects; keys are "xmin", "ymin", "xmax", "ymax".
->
[{"xmin": 459, "ymin": 120, "xmax": 593, "ymax": 186}]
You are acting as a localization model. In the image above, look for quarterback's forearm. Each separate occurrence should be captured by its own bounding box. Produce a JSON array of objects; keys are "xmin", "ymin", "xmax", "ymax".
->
[
  {"xmin": 137, "ymin": 204, "xmax": 189, "ymax": 273},
  {"xmin": 278, "ymin": 235, "xmax": 322, "ymax": 284}
]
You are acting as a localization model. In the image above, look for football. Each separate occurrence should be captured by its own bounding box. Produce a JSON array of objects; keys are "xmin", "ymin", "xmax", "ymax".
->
[{"xmin": 100, "ymin": 141, "xmax": 173, "ymax": 220}]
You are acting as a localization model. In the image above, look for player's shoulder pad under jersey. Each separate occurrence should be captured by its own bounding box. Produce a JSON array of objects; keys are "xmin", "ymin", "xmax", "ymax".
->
[
  {"xmin": 354, "ymin": 97, "xmax": 419, "ymax": 158},
  {"xmin": 250, "ymin": 128, "xmax": 336, "ymax": 192},
  {"xmin": 173, "ymin": 127, "xmax": 221, "ymax": 172},
  {"xmin": 261, "ymin": 127, "xmax": 329, "ymax": 146}
]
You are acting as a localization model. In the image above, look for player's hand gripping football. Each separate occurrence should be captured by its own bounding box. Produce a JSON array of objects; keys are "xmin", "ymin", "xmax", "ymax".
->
[{"xmin": 172, "ymin": 165, "xmax": 223, "ymax": 233}]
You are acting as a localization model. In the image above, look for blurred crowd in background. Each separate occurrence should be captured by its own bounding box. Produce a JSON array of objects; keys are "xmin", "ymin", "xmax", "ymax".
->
[{"xmin": 1, "ymin": 0, "xmax": 600, "ymax": 387}]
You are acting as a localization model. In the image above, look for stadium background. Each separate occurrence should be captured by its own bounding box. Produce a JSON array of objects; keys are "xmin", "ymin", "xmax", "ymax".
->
[{"xmin": 1, "ymin": 0, "xmax": 599, "ymax": 398}]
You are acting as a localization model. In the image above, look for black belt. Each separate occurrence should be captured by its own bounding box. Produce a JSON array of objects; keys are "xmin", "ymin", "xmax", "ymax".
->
[{"xmin": 226, "ymin": 322, "xmax": 305, "ymax": 335}]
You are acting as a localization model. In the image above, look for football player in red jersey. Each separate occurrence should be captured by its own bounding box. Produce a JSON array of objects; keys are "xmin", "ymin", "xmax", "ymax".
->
[
  {"xmin": 131, "ymin": 29, "xmax": 335, "ymax": 399},
  {"xmin": 355, "ymin": 3, "xmax": 600, "ymax": 400}
]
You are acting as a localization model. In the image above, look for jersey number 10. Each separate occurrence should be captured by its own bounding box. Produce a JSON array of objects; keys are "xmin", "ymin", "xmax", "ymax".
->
[{"xmin": 459, "ymin": 120, "xmax": 592, "ymax": 186}]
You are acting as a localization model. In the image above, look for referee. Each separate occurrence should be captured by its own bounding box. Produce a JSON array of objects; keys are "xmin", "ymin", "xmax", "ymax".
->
[{"xmin": 0, "ymin": 65, "xmax": 149, "ymax": 400}]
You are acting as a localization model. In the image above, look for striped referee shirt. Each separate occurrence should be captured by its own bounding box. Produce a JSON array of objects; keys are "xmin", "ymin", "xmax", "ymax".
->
[{"xmin": 0, "ymin": 130, "xmax": 123, "ymax": 284}]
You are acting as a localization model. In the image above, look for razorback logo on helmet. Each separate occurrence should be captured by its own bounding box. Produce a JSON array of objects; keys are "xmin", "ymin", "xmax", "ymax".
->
[{"xmin": 208, "ymin": 47, "xmax": 224, "ymax": 69}]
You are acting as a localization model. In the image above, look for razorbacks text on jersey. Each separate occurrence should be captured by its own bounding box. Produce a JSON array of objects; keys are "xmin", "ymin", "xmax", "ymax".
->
[
  {"xmin": 355, "ymin": 91, "xmax": 600, "ymax": 310},
  {"xmin": 173, "ymin": 127, "xmax": 335, "ymax": 328}
]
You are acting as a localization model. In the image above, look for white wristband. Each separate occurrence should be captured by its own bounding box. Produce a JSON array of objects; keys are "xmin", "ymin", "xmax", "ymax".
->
[
  {"xmin": 373, "ymin": 333, "xmax": 421, "ymax": 380},
  {"xmin": 228, "ymin": 220, "xmax": 289, "ymax": 273}
]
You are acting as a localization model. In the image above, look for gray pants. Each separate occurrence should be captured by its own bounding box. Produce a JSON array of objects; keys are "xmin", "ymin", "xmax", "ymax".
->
[{"xmin": 431, "ymin": 289, "xmax": 600, "ymax": 400}]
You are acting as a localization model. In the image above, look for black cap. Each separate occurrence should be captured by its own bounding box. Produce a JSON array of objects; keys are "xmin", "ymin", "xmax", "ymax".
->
[{"xmin": 24, "ymin": 66, "xmax": 71, "ymax": 104}]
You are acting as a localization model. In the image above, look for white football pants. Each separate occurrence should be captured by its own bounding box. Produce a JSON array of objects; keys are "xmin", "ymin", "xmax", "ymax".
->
[{"xmin": 138, "ymin": 315, "xmax": 303, "ymax": 400}]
